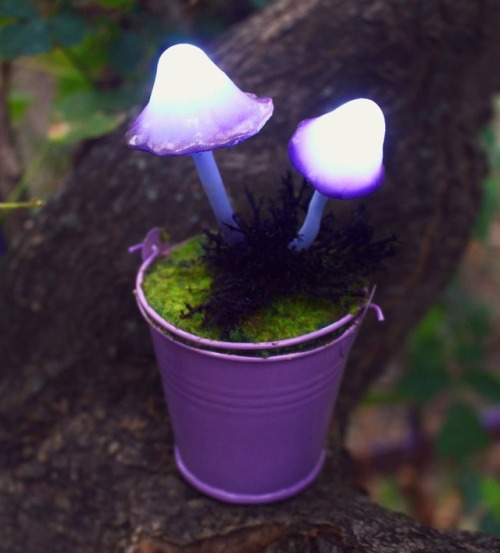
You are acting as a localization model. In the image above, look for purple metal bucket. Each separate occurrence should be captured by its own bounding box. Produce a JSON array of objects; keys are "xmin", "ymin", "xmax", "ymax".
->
[{"xmin": 132, "ymin": 228, "xmax": 383, "ymax": 504}]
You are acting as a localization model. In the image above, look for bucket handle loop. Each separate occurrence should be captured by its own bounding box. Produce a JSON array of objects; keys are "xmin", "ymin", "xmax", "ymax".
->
[
  {"xmin": 128, "ymin": 227, "xmax": 171, "ymax": 262},
  {"xmin": 368, "ymin": 302, "xmax": 384, "ymax": 322}
]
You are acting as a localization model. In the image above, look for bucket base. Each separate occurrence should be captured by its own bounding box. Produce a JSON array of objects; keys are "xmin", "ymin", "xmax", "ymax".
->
[{"xmin": 174, "ymin": 446, "xmax": 326, "ymax": 504}]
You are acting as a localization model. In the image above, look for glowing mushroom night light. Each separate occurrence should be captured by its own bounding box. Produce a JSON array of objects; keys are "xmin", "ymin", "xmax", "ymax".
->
[
  {"xmin": 126, "ymin": 42, "xmax": 397, "ymax": 505},
  {"xmin": 288, "ymin": 98, "xmax": 386, "ymax": 250},
  {"xmin": 126, "ymin": 43, "xmax": 273, "ymax": 245}
]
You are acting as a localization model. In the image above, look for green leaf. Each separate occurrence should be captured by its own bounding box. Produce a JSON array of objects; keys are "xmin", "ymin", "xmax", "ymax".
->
[
  {"xmin": 436, "ymin": 403, "xmax": 489, "ymax": 461},
  {"xmin": 250, "ymin": 0, "xmax": 275, "ymax": 8},
  {"xmin": 0, "ymin": 0, "xmax": 37, "ymax": 18},
  {"xmin": 480, "ymin": 124, "xmax": 496, "ymax": 151},
  {"xmin": 459, "ymin": 468, "xmax": 483, "ymax": 514},
  {"xmin": 461, "ymin": 370, "xmax": 500, "ymax": 403},
  {"xmin": 43, "ymin": 49, "xmax": 94, "ymax": 97},
  {"xmin": 0, "ymin": 19, "xmax": 51, "ymax": 59},
  {"xmin": 407, "ymin": 305, "xmax": 448, "ymax": 369},
  {"xmin": 107, "ymin": 31, "xmax": 143, "ymax": 76},
  {"xmin": 50, "ymin": 111, "xmax": 124, "ymax": 143},
  {"xmin": 466, "ymin": 302, "xmax": 492, "ymax": 341},
  {"xmin": 54, "ymin": 87, "xmax": 140, "ymax": 124},
  {"xmin": 94, "ymin": 0, "xmax": 134, "ymax": 7},
  {"xmin": 55, "ymin": 89, "xmax": 100, "ymax": 121},
  {"xmin": 361, "ymin": 389, "xmax": 404, "ymax": 406},
  {"xmin": 376, "ymin": 476, "xmax": 409, "ymax": 515},
  {"xmin": 48, "ymin": 13, "xmax": 88, "ymax": 47},
  {"xmin": 445, "ymin": 288, "xmax": 492, "ymax": 340},
  {"xmin": 481, "ymin": 477, "xmax": 500, "ymax": 518},
  {"xmin": 7, "ymin": 90, "xmax": 31, "ymax": 122},
  {"xmin": 479, "ymin": 511, "xmax": 500, "ymax": 537},
  {"xmin": 397, "ymin": 306, "xmax": 450, "ymax": 403},
  {"xmin": 455, "ymin": 341, "xmax": 485, "ymax": 370},
  {"xmin": 397, "ymin": 364, "xmax": 450, "ymax": 403},
  {"xmin": 55, "ymin": 89, "xmax": 112, "ymax": 121},
  {"xmin": 474, "ymin": 175, "xmax": 500, "ymax": 241}
]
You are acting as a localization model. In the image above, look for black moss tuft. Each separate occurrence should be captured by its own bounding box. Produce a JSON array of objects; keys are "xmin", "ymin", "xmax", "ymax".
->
[{"xmin": 183, "ymin": 173, "xmax": 397, "ymax": 338}]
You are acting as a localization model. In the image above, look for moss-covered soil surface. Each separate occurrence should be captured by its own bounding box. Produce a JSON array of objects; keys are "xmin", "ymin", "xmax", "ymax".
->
[{"xmin": 142, "ymin": 235, "xmax": 360, "ymax": 343}]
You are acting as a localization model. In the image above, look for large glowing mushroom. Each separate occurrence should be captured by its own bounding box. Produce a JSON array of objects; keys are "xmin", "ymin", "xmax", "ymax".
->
[
  {"xmin": 126, "ymin": 43, "xmax": 273, "ymax": 244},
  {"xmin": 288, "ymin": 98, "xmax": 385, "ymax": 250}
]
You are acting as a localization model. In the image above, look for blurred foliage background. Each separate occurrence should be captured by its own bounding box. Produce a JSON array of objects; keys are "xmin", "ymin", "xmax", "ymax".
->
[
  {"xmin": 0, "ymin": 0, "xmax": 499, "ymax": 536},
  {"xmin": 0, "ymin": 0, "xmax": 273, "ymax": 232},
  {"xmin": 348, "ymin": 118, "xmax": 500, "ymax": 534}
]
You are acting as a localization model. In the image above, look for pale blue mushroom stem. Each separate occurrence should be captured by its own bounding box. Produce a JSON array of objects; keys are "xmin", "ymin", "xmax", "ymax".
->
[
  {"xmin": 289, "ymin": 190, "xmax": 329, "ymax": 250},
  {"xmin": 192, "ymin": 150, "xmax": 241, "ymax": 245}
]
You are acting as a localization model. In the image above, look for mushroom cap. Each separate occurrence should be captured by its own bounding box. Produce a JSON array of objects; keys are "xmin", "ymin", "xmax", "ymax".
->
[
  {"xmin": 126, "ymin": 43, "xmax": 273, "ymax": 156},
  {"xmin": 288, "ymin": 98, "xmax": 385, "ymax": 200}
]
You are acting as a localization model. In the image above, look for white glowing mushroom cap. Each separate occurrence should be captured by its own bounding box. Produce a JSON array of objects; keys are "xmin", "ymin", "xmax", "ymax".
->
[
  {"xmin": 288, "ymin": 98, "xmax": 385, "ymax": 200},
  {"xmin": 126, "ymin": 43, "xmax": 273, "ymax": 156}
]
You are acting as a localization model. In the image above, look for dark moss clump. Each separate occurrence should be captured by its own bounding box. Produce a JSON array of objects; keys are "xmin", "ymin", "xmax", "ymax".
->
[{"xmin": 183, "ymin": 174, "xmax": 397, "ymax": 338}]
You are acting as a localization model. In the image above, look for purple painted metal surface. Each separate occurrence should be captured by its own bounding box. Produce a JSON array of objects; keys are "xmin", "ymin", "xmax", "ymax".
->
[{"xmin": 133, "ymin": 228, "xmax": 383, "ymax": 503}]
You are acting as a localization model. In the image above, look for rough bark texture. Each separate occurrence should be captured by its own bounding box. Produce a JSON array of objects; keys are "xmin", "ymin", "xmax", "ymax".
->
[{"xmin": 1, "ymin": 0, "xmax": 500, "ymax": 551}]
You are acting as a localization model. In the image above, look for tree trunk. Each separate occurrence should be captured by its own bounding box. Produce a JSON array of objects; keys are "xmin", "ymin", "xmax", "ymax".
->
[{"xmin": 1, "ymin": 0, "xmax": 500, "ymax": 551}]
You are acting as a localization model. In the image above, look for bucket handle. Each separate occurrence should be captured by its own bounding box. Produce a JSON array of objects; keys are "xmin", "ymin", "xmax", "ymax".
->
[
  {"xmin": 128, "ymin": 227, "xmax": 171, "ymax": 263},
  {"xmin": 367, "ymin": 302, "xmax": 384, "ymax": 322}
]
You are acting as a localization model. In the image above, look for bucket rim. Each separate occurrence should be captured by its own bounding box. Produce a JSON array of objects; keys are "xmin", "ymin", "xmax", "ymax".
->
[{"xmin": 132, "ymin": 228, "xmax": 383, "ymax": 352}]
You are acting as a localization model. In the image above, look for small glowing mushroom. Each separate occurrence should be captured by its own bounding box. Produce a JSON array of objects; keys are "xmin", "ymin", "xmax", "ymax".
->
[
  {"xmin": 288, "ymin": 98, "xmax": 385, "ymax": 250},
  {"xmin": 126, "ymin": 43, "xmax": 273, "ymax": 245}
]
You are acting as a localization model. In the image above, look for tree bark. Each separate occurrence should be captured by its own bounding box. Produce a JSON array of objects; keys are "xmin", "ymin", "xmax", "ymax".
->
[{"xmin": 1, "ymin": 0, "xmax": 500, "ymax": 551}]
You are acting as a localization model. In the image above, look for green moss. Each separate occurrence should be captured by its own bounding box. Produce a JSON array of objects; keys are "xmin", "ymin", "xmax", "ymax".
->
[
  {"xmin": 142, "ymin": 236, "xmax": 358, "ymax": 343},
  {"xmin": 142, "ymin": 236, "xmax": 216, "ymax": 339},
  {"xmin": 228, "ymin": 293, "xmax": 355, "ymax": 343}
]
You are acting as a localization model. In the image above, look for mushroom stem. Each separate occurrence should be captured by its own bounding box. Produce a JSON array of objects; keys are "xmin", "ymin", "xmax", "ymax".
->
[
  {"xmin": 289, "ymin": 190, "xmax": 329, "ymax": 250},
  {"xmin": 191, "ymin": 150, "xmax": 241, "ymax": 245}
]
